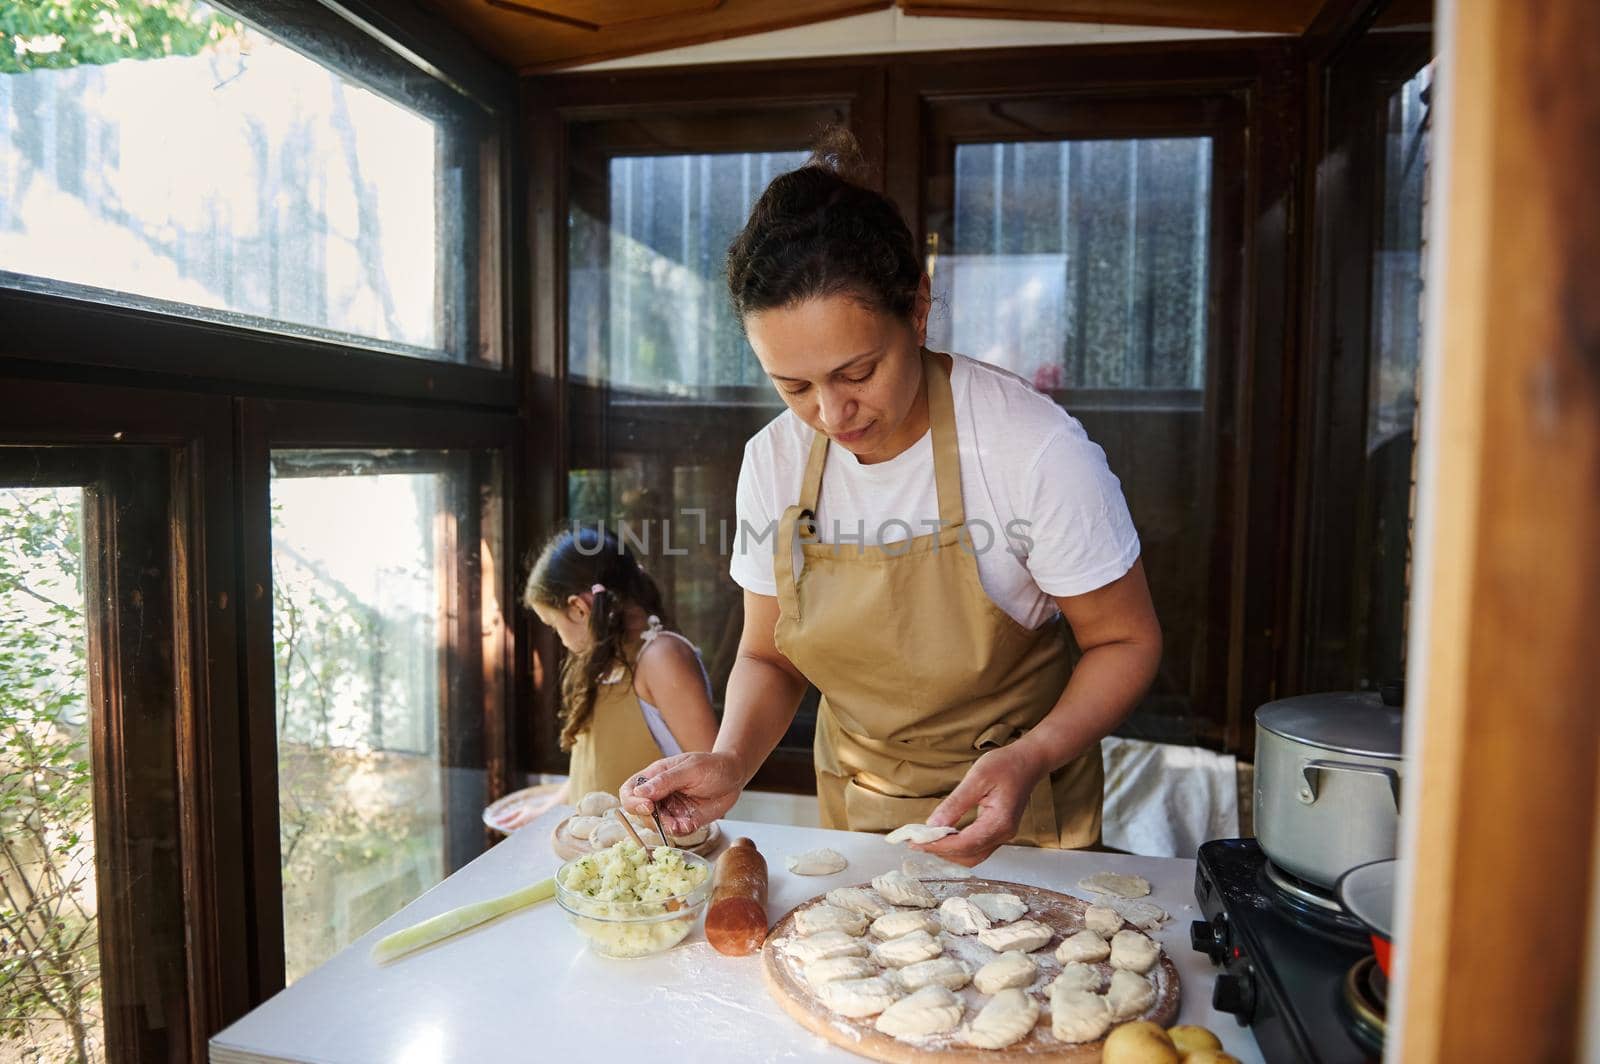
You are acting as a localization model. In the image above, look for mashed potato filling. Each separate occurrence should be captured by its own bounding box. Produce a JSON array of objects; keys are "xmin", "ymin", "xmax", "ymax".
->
[{"xmin": 558, "ymin": 841, "xmax": 709, "ymax": 957}]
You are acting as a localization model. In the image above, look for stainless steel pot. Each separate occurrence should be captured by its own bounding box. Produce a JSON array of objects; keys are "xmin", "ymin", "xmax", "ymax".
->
[{"xmin": 1254, "ymin": 691, "xmax": 1404, "ymax": 889}]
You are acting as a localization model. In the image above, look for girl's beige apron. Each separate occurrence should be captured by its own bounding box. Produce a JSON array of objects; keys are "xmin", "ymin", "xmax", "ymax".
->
[
  {"xmin": 773, "ymin": 349, "xmax": 1102, "ymax": 847},
  {"xmin": 565, "ymin": 645, "xmax": 664, "ymax": 798}
]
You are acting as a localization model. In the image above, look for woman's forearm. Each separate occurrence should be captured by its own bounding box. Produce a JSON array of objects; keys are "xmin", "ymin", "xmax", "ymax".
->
[
  {"xmin": 1015, "ymin": 637, "xmax": 1161, "ymax": 779},
  {"xmin": 714, "ymin": 651, "xmax": 809, "ymax": 785}
]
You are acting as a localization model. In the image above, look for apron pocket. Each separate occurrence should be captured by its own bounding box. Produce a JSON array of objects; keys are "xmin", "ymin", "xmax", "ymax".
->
[
  {"xmin": 842, "ymin": 777, "xmax": 970, "ymax": 836},
  {"xmin": 974, "ymin": 723, "xmax": 1017, "ymax": 750}
]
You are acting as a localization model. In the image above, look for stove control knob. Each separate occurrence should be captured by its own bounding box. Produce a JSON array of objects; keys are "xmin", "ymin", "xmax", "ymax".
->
[
  {"xmin": 1212, "ymin": 969, "xmax": 1256, "ymax": 1021},
  {"xmin": 1189, "ymin": 917, "xmax": 1229, "ymax": 964}
]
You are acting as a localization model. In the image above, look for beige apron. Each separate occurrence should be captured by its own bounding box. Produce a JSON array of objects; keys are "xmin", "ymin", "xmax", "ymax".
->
[
  {"xmin": 773, "ymin": 349, "xmax": 1102, "ymax": 848},
  {"xmin": 565, "ymin": 647, "xmax": 665, "ymax": 798}
]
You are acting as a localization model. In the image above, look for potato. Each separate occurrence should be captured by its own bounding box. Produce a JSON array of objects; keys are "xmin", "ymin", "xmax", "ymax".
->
[
  {"xmin": 1102, "ymin": 1020, "xmax": 1180, "ymax": 1064},
  {"xmin": 1168, "ymin": 1025, "xmax": 1224, "ymax": 1055},
  {"xmin": 1183, "ymin": 1053, "xmax": 1241, "ymax": 1064}
]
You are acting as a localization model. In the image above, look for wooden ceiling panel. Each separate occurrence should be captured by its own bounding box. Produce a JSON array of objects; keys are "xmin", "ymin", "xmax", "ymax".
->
[
  {"xmin": 420, "ymin": 0, "xmax": 892, "ymax": 71},
  {"xmin": 421, "ymin": 0, "xmax": 1326, "ymax": 72},
  {"xmin": 897, "ymin": 0, "xmax": 1319, "ymax": 34}
]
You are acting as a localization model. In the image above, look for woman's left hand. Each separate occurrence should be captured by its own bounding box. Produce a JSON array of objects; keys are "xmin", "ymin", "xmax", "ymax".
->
[{"xmin": 918, "ymin": 744, "xmax": 1048, "ymax": 866}]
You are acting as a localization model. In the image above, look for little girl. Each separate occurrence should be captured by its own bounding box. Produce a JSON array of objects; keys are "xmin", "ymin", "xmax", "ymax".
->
[{"xmin": 522, "ymin": 527, "xmax": 719, "ymax": 803}]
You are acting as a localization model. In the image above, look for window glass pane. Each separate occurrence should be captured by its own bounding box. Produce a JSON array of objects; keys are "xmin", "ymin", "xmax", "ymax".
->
[
  {"xmin": 0, "ymin": 486, "xmax": 104, "ymax": 1061},
  {"xmin": 271, "ymin": 450, "xmax": 492, "ymax": 983},
  {"xmin": 565, "ymin": 144, "xmax": 815, "ymax": 770},
  {"xmin": 929, "ymin": 138, "xmax": 1211, "ymax": 393},
  {"xmin": 0, "ymin": 1, "xmax": 488, "ymax": 362}
]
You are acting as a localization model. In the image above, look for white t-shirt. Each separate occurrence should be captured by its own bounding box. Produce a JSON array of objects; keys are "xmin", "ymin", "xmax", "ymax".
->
[{"xmin": 730, "ymin": 352, "xmax": 1142, "ymax": 630}]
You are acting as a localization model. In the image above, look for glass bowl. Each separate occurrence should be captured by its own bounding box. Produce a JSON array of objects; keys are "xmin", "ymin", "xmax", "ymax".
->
[{"xmin": 554, "ymin": 847, "xmax": 713, "ymax": 959}]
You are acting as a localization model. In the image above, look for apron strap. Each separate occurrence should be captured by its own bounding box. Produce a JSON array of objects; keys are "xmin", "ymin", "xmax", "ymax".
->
[
  {"xmin": 774, "ymin": 503, "xmax": 809, "ymax": 621},
  {"xmin": 923, "ymin": 348, "xmax": 966, "ymax": 531}
]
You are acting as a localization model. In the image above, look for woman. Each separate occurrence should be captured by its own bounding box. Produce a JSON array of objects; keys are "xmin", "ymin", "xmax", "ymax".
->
[{"xmin": 625, "ymin": 130, "xmax": 1162, "ymax": 865}]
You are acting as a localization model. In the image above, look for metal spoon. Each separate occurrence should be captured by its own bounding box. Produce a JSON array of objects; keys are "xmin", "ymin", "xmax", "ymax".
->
[{"xmin": 634, "ymin": 774, "xmax": 676, "ymax": 851}]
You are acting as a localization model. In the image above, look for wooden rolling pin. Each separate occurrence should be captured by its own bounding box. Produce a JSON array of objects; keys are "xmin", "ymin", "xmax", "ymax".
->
[{"xmin": 704, "ymin": 837, "xmax": 769, "ymax": 956}]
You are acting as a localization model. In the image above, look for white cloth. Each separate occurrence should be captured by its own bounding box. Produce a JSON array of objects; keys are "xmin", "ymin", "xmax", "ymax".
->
[
  {"xmin": 730, "ymin": 352, "xmax": 1142, "ymax": 629},
  {"xmin": 1099, "ymin": 737, "xmax": 1239, "ymax": 858}
]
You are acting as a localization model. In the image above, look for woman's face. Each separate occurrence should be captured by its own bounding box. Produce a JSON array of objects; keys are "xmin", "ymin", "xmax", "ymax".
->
[
  {"xmin": 532, "ymin": 596, "xmax": 593, "ymax": 653},
  {"xmin": 745, "ymin": 281, "xmax": 932, "ymax": 465}
]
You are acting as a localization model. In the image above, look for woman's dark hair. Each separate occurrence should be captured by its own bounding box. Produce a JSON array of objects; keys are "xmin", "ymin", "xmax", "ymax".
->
[
  {"xmin": 726, "ymin": 125, "xmax": 923, "ymax": 322},
  {"xmin": 522, "ymin": 527, "xmax": 669, "ymax": 752}
]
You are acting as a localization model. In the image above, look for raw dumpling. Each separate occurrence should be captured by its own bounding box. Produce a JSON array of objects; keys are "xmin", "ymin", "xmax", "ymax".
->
[
  {"xmin": 1050, "ymin": 987, "xmax": 1112, "ymax": 1043},
  {"xmin": 1055, "ymin": 929, "xmax": 1111, "ymax": 964},
  {"xmin": 826, "ymin": 887, "xmax": 892, "ymax": 920},
  {"xmin": 1109, "ymin": 929, "xmax": 1161, "ymax": 974},
  {"xmin": 820, "ymin": 975, "xmax": 903, "ymax": 1018},
  {"xmin": 673, "ymin": 823, "xmax": 711, "ymax": 847},
  {"xmin": 977, "ymin": 919, "xmax": 1052, "ymax": 954},
  {"xmin": 885, "ymin": 823, "xmax": 959, "ymax": 846},
  {"xmin": 871, "ymin": 910, "xmax": 942, "ymax": 940},
  {"xmin": 788, "ymin": 930, "xmax": 869, "ymax": 965},
  {"xmin": 804, "ymin": 956, "xmax": 878, "ymax": 988},
  {"xmin": 972, "ymin": 950, "xmax": 1037, "ymax": 994},
  {"xmin": 1050, "ymin": 962, "xmax": 1104, "ymax": 995},
  {"xmin": 961, "ymin": 987, "xmax": 1039, "ymax": 1050},
  {"xmin": 786, "ymin": 848, "xmax": 849, "ymax": 876},
  {"xmin": 590, "ymin": 819, "xmax": 628, "ymax": 848},
  {"xmin": 875, "ymin": 985, "xmax": 964, "ymax": 1040},
  {"xmin": 1083, "ymin": 904, "xmax": 1125, "ymax": 937},
  {"xmin": 872, "ymin": 869, "xmax": 937, "ymax": 908},
  {"xmin": 795, "ymin": 904, "xmax": 869, "ymax": 937},
  {"xmin": 1103, "ymin": 897, "xmax": 1168, "ymax": 930},
  {"xmin": 874, "ymin": 929, "xmax": 943, "ymax": 968},
  {"xmin": 1078, "ymin": 871, "xmax": 1152, "ymax": 899},
  {"xmin": 938, "ymin": 896, "xmax": 991, "ymax": 935},
  {"xmin": 575, "ymin": 791, "xmax": 619, "ymax": 817},
  {"xmin": 895, "ymin": 956, "xmax": 971, "ymax": 992},
  {"xmin": 903, "ymin": 854, "xmax": 977, "ymax": 880},
  {"xmin": 566, "ymin": 815, "xmax": 604, "ymax": 839},
  {"xmin": 968, "ymin": 892, "xmax": 1027, "ymax": 924},
  {"xmin": 1105, "ymin": 968, "xmax": 1156, "ymax": 1021}
]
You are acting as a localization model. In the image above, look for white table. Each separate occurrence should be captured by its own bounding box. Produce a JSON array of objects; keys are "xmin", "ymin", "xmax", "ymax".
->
[{"xmin": 211, "ymin": 811, "xmax": 1263, "ymax": 1063}]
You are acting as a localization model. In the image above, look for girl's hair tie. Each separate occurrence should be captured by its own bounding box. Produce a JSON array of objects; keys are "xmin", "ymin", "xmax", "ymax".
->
[{"xmin": 590, "ymin": 583, "xmax": 605, "ymax": 594}]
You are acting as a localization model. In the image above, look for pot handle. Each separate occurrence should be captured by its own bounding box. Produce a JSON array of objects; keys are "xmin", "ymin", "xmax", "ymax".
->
[{"xmin": 1298, "ymin": 759, "xmax": 1401, "ymax": 809}]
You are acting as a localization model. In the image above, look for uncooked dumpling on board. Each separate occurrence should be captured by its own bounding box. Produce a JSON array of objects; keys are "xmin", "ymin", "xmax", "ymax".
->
[
  {"xmin": 787, "ymin": 930, "xmax": 869, "ymax": 965},
  {"xmin": 961, "ymin": 987, "xmax": 1040, "ymax": 1050},
  {"xmin": 1050, "ymin": 961, "xmax": 1104, "ymax": 995},
  {"xmin": 786, "ymin": 848, "xmax": 849, "ymax": 876},
  {"xmin": 1079, "ymin": 871, "xmax": 1153, "ymax": 899},
  {"xmin": 976, "ymin": 918, "xmax": 1052, "ymax": 954},
  {"xmin": 1105, "ymin": 968, "xmax": 1156, "ymax": 1021},
  {"xmin": 894, "ymin": 956, "xmax": 971, "ymax": 992},
  {"xmin": 885, "ymin": 823, "xmax": 959, "ymax": 846},
  {"xmin": 937, "ymin": 896, "xmax": 991, "ymax": 935},
  {"xmin": 871, "ymin": 909, "xmax": 942, "ymax": 940},
  {"xmin": 794, "ymin": 904, "xmax": 869, "ymax": 938},
  {"xmin": 575, "ymin": 791, "xmax": 619, "ymax": 817},
  {"xmin": 872, "ymin": 869, "xmax": 938, "ymax": 908},
  {"xmin": 972, "ymin": 950, "xmax": 1037, "ymax": 994},
  {"xmin": 967, "ymin": 892, "xmax": 1027, "ymax": 924},
  {"xmin": 1109, "ymin": 929, "xmax": 1161, "ymax": 974},
  {"xmin": 565, "ymin": 815, "xmax": 604, "ymax": 839},
  {"xmin": 1084, "ymin": 903, "xmax": 1125, "ymax": 937},
  {"xmin": 826, "ymin": 887, "xmax": 891, "ymax": 920},
  {"xmin": 803, "ymin": 956, "xmax": 877, "ymax": 988},
  {"xmin": 590, "ymin": 818, "xmax": 628, "ymax": 848},
  {"xmin": 873, "ymin": 928, "xmax": 943, "ymax": 968},
  {"xmin": 1050, "ymin": 986, "xmax": 1113, "ymax": 1043},
  {"xmin": 874, "ymin": 985, "xmax": 964, "ymax": 1040},
  {"xmin": 819, "ymin": 975, "xmax": 903, "ymax": 1019},
  {"xmin": 1055, "ymin": 928, "xmax": 1112, "ymax": 964}
]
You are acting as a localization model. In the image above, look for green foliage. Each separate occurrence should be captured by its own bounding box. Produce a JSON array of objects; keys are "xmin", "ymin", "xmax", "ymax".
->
[
  {"xmin": 0, "ymin": 487, "xmax": 101, "ymax": 1062},
  {"xmin": 0, "ymin": 0, "xmax": 244, "ymax": 74}
]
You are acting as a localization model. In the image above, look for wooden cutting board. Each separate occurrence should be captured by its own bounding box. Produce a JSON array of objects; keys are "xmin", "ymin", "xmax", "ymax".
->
[{"xmin": 762, "ymin": 877, "xmax": 1181, "ymax": 1063}]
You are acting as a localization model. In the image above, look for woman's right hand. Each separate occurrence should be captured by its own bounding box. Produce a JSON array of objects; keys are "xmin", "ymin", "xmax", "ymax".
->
[{"xmin": 621, "ymin": 751, "xmax": 747, "ymax": 835}]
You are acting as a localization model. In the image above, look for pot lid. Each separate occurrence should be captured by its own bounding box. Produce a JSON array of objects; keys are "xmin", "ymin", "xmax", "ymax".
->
[
  {"xmin": 1255, "ymin": 691, "xmax": 1405, "ymax": 759},
  {"xmin": 1337, "ymin": 859, "xmax": 1397, "ymax": 940}
]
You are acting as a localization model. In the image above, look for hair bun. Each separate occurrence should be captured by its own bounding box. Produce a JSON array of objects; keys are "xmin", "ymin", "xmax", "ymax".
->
[{"xmin": 806, "ymin": 124, "xmax": 873, "ymax": 187}]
